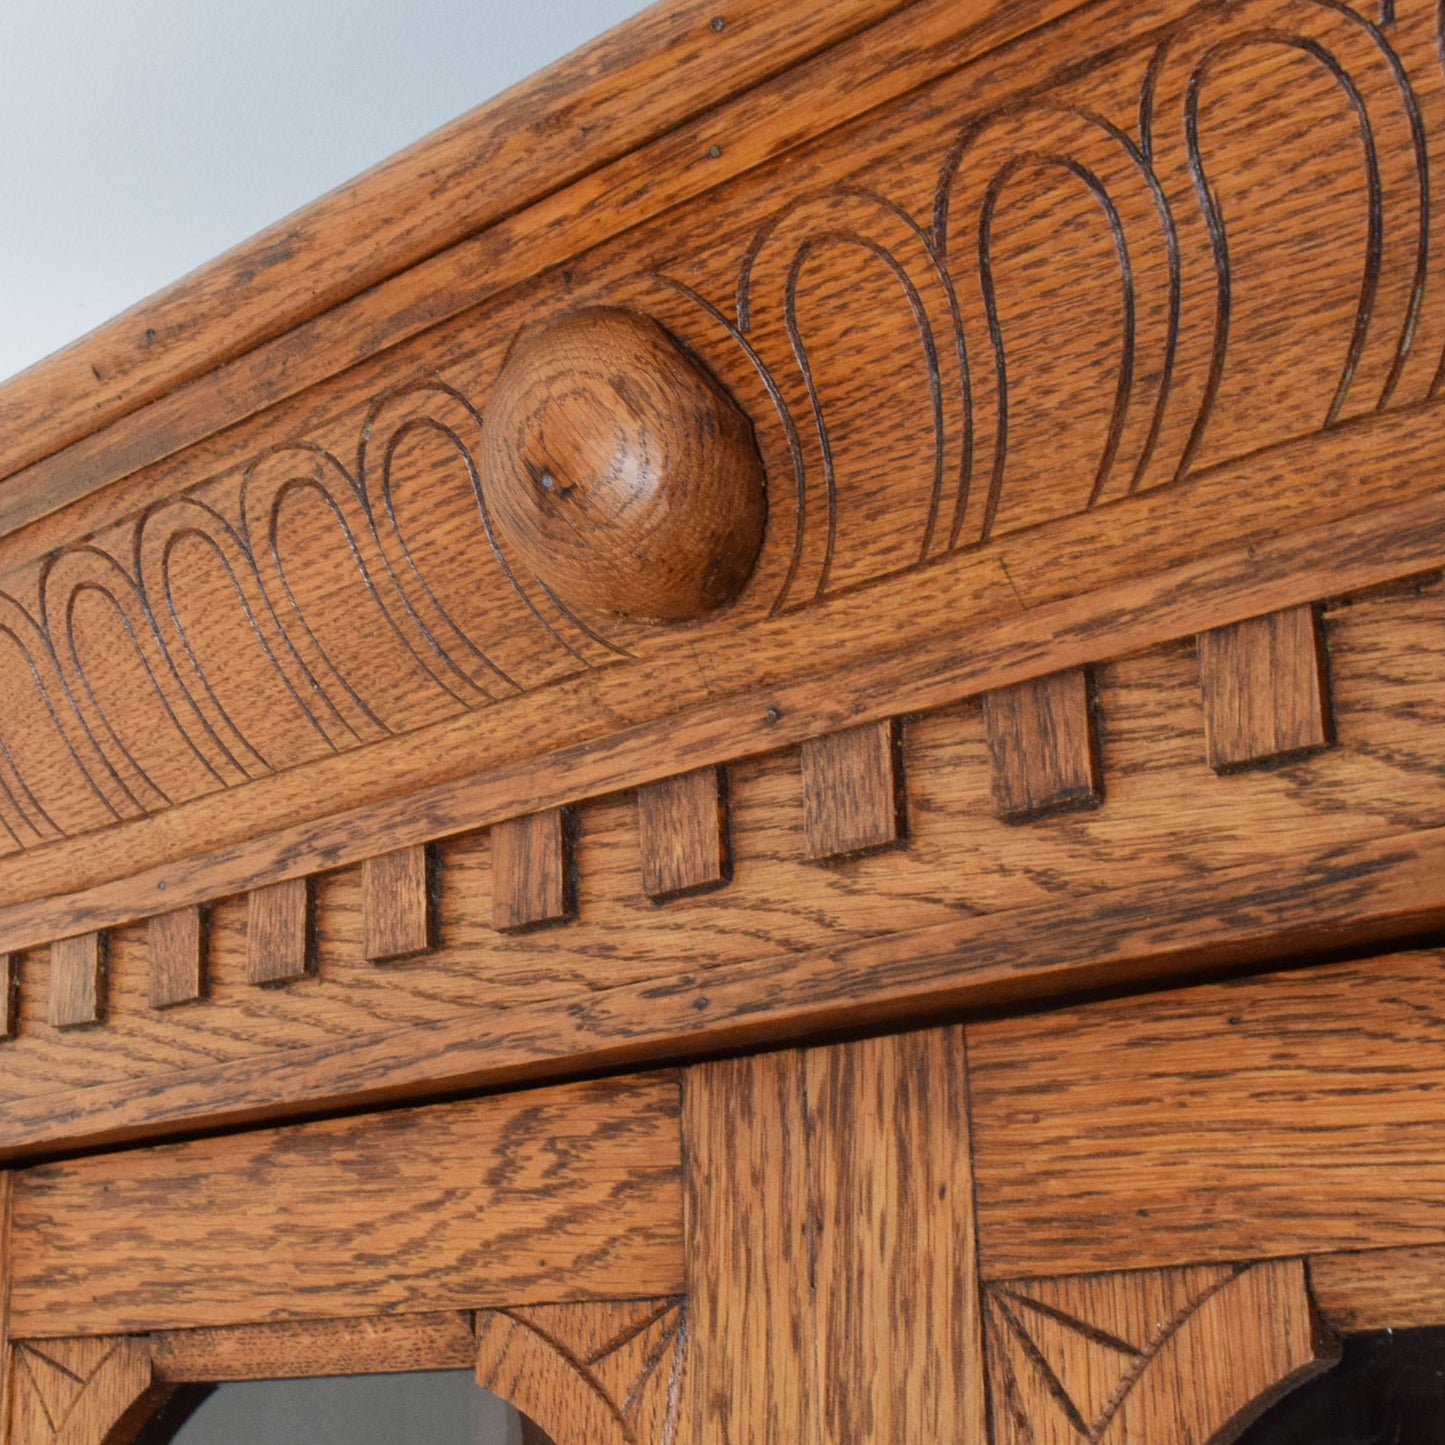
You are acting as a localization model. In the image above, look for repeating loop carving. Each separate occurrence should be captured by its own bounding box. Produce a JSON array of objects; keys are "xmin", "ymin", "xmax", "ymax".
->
[{"xmin": 0, "ymin": 0, "xmax": 1434, "ymax": 854}]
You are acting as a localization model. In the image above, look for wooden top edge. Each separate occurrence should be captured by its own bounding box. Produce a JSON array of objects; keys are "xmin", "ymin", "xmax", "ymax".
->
[{"xmin": 0, "ymin": 0, "xmax": 917, "ymax": 498}]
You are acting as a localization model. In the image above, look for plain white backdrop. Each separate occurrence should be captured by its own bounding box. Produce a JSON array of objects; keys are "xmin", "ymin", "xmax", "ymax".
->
[{"xmin": 0, "ymin": 0, "xmax": 648, "ymax": 383}]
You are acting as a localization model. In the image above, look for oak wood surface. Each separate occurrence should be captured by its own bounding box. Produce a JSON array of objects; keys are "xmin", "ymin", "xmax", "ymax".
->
[
  {"xmin": 0, "ymin": 0, "xmax": 940, "ymax": 497},
  {"xmin": 475, "ymin": 1297, "xmax": 686, "ymax": 1445},
  {"xmin": 146, "ymin": 908, "xmax": 205, "ymax": 1010},
  {"xmin": 637, "ymin": 769, "xmax": 729, "ymax": 902},
  {"xmin": 1, "ymin": 959, "xmax": 14, "ymax": 1042},
  {"xmin": 5, "ymin": 1337, "xmax": 163, "ymax": 1445},
  {"xmin": 1, "ymin": 1173, "xmax": 10, "ymax": 1445},
  {"xmin": 148, "ymin": 1312, "xmax": 477, "ymax": 1381},
  {"xmin": 1, "ymin": 406, "xmax": 1440, "ymax": 957},
  {"xmin": 1308, "ymin": 1245, "xmax": 1445, "ymax": 1333},
  {"xmin": 361, "ymin": 846, "xmax": 434, "ymax": 963},
  {"xmin": 982, "ymin": 668, "xmax": 1100, "ymax": 821},
  {"xmin": 984, "ymin": 1262, "xmax": 1331, "ymax": 1444},
  {"xmin": 0, "ymin": 0, "xmax": 1104, "ymax": 542},
  {"xmin": 45, "ymin": 937, "xmax": 103, "ymax": 1032},
  {"xmin": 491, "ymin": 811, "xmax": 575, "ymax": 933},
  {"xmin": 801, "ymin": 720, "xmax": 904, "ymax": 861},
  {"xmin": 16, "ymin": 568, "xmax": 1445, "ymax": 1152},
  {"xmin": 244, "ymin": 879, "xmax": 312, "ymax": 985},
  {"xmin": 7, "ymin": 1073, "xmax": 683, "ymax": 1336},
  {"xmin": 967, "ymin": 951, "xmax": 1445, "ymax": 1279},
  {"xmin": 0, "ymin": 0, "xmax": 1439, "ymax": 942},
  {"xmin": 1199, "ymin": 606, "xmax": 1332, "ymax": 771},
  {"xmin": 680, "ymin": 1032, "xmax": 986, "ymax": 1443}
]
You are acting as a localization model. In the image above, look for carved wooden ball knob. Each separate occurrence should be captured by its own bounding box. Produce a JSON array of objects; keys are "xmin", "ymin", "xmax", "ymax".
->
[{"xmin": 483, "ymin": 307, "xmax": 766, "ymax": 624}]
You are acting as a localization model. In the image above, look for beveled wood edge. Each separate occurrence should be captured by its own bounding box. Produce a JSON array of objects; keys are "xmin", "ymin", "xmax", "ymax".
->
[
  {"xmin": 2, "ymin": 422, "xmax": 1440, "ymax": 955},
  {"xmin": 1309, "ymin": 1244, "xmax": 1445, "ymax": 1334},
  {"xmin": 0, "ymin": 0, "xmax": 1094, "ymax": 538},
  {"xmin": 5, "ymin": 813, "xmax": 1445, "ymax": 1161}
]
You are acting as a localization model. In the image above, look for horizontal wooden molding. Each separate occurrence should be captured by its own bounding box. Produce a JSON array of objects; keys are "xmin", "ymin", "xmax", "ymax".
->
[{"xmin": 0, "ymin": 421, "xmax": 1439, "ymax": 956}]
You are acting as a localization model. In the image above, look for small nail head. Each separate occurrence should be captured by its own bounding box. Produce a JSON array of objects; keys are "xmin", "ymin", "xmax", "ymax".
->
[
  {"xmin": 708, "ymin": 144, "xmax": 723, "ymax": 159},
  {"xmin": 710, "ymin": 15, "xmax": 725, "ymax": 31}
]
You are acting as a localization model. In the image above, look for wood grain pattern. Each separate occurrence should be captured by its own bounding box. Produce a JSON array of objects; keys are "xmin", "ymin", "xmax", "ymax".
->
[
  {"xmin": 149, "ymin": 1312, "xmax": 476, "ymax": 1381},
  {"xmin": 245, "ymin": 879, "xmax": 312, "ymax": 985},
  {"xmin": 475, "ymin": 1298, "xmax": 686, "ymax": 1445},
  {"xmin": 0, "ymin": 0, "xmax": 1101, "ymax": 541},
  {"xmin": 985, "ymin": 1261, "xmax": 1331, "ymax": 1443},
  {"xmin": 0, "ymin": 0, "xmax": 1441, "ymax": 940},
  {"xmin": 46, "ymin": 936, "xmax": 103, "ymax": 1031},
  {"xmin": 22, "ymin": 564, "xmax": 1445, "ymax": 1154},
  {"xmin": 491, "ymin": 810, "xmax": 575, "ymax": 933},
  {"xmin": 801, "ymin": 720, "xmax": 904, "ymax": 860},
  {"xmin": 637, "ymin": 769, "xmax": 729, "ymax": 902},
  {"xmin": 146, "ymin": 908, "xmax": 205, "ymax": 1010},
  {"xmin": 968, "ymin": 951, "xmax": 1445, "ymax": 1280},
  {"xmin": 361, "ymin": 846, "xmax": 434, "ymax": 963},
  {"xmin": 1, "ymin": 957, "xmax": 15, "ymax": 1042},
  {"xmin": 680, "ymin": 1033, "xmax": 985, "ymax": 1443},
  {"xmin": 1, "ymin": 1172, "xmax": 11, "ymax": 1445},
  {"xmin": 7, "ymin": 1073, "xmax": 682, "ymax": 1336},
  {"xmin": 982, "ymin": 668, "xmax": 1100, "ymax": 821},
  {"xmin": 0, "ymin": 0, "xmax": 965, "ymax": 502},
  {"xmin": 1309, "ymin": 1244, "xmax": 1445, "ymax": 1333},
  {"xmin": 1199, "ymin": 606, "xmax": 1332, "ymax": 771},
  {"xmin": 6, "ymin": 1337, "xmax": 163, "ymax": 1445},
  {"xmin": 483, "ymin": 308, "xmax": 764, "ymax": 623}
]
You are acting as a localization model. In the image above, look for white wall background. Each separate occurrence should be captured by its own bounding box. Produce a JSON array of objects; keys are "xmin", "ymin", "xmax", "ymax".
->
[{"xmin": 0, "ymin": 0, "xmax": 649, "ymax": 384}]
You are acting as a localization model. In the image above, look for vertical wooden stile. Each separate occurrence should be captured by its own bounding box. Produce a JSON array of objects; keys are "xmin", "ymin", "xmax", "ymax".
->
[
  {"xmin": 1199, "ymin": 605, "xmax": 1332, "ymax": 771},
  {"xmin": 362, "ymin": 846, "xmax": 436, "ymax": 962},
  {"xmin": 491, "ymin": 810, "xmax": 575, "ymax": 933},
  {"xmin": 246, "ymin": 880, "xmax": 314, "ymax": 985},
  {"xmin": 148, "ymin": 908, "xmax": 206, "ymax": 1009},
  {"xmin": 48, "ymin": 933, "xmax": 105, "ymax": 1029},
  {"xmin": 679, "ymin": 1029, "xmax": 986, "ymax": 1442},
  {"xmin": 801, "ymin": 719, "xmax": 905, "ymax": 861},
  {"xmin": 638, "ymin": 768, "xmax": 729, "ymax": 901},
  {"xmin": 982, "ymin": 668, "xmax": 1100, "ymax": 821}
]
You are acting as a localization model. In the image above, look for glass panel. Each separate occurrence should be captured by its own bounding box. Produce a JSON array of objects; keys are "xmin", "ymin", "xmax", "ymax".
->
[
  {"xmin": 135, "ymin": 1371, "xmax": 553, "ymax": 1445},
  {"xmin": 1234, "ymin": 1326, "xmax": 1445, "ymax": 1443}
]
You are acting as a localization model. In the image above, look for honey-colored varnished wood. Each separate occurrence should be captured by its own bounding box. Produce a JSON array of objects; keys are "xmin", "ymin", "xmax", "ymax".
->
[
  {"xmin": 968, "ymin": 951, "xmax": 1445, "ymax": 1279},
  {"xmin": 7, "ymin": 1073, "xmax": 682, "ymax": 1336},
  {"xmin": 1199, "ymin": 605, "xmax": 1332, "ymax": 770},
  {"xmin": 245, "ymin": 879, "xmax": 312, "ymax": 985},
  {"xmin": 46, "ymin": 935, "xmax": 103, "ymax": 1030},
  {"xmin": 361, "ymin": 845, "xmax": 435, "ymax": 963},
  {"xmin": 146, "ymin": 908, "xmax": 205, "ymax": 1010},
  {"xmin": 491, "ymin": 810, "xmax": 575, "ymax": 933},
  {"xmin": 149, "ymin": 1312, "xmax": 477, "ymax": 1381},
  {"xmin": 637, "ymin": 768, "xmax": 729, "ymax": 902},
  {"xmin": 483, "ymin": 308, "xmax": 765, "ymax": 623},
  {"xmin": 475, "ymin": 1298, "xmax": 686, "ymax": 1445},
  {"xmin": 1309, "ymin": 1244, "xmax": 1445, "ymax": 1334},
  {"xmin": 801, "ymin": 720, "xmax": 904, "ymax": 861},
  {"xmin": 680, "ymin": 1032, "xmax": 985, "ymax": 1443},
  {"xmin": 984, "ymin": 1261, "xmax": 1331, "ymax": 1443},
  {"xmin": 0, "ymin": 957, "xmax": 15, "ymax": 1041},
  {"xmin": 982, "ymin": 668, "xmax": 1099, "ymax": 821},
  {"xmin": 5, "ymin": 1337, "xmax": 164, "ymax": 1445}
]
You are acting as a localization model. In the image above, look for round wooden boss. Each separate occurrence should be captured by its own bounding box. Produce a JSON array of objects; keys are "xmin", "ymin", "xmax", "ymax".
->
[{"xmin": 482, "ymin": 307, "xmax": 766, "ymax": 624}]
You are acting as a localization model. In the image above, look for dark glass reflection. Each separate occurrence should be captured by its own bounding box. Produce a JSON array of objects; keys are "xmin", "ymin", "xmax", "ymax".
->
[
  {"xmin": 136, "ymin": 1371, "xmax": 548, "ymax": 1445},
  {"xmin": 1235, "ymin": 1327, "xmax": 1445, "ymax": 1444}
]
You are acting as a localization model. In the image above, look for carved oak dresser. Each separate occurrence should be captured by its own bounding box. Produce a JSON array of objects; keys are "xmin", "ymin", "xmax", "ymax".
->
[{"xmin": 2, "ymin": 0, "xmax": 1445, "ymax": 1439}]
